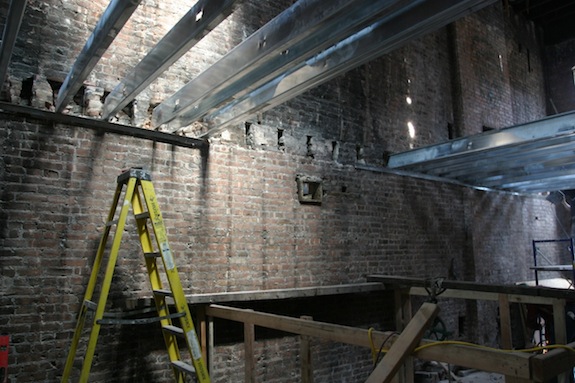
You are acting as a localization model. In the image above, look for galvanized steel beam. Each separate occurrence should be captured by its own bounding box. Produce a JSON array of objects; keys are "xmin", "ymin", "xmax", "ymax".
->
[
  {"xmin": 0, "ymin": 0, "xmax": 27, "ymax": 85},
  {"xmin": 152, "ymin": 0, "xmax": 415, "ymax": 130},
  {"xmin": 387, "ymin": 111, "xmax": 575, "ymax": 169},
  {"xmin": 197, "ymin": 0, "xmax": 494, "ymax": 138},
  {"xmin": 101, "ymin": 0, "xmax": 238, "ymax": 120},
  {"xmin": 55, "ymin": 0, "xmax": 142, "ymax": 113}
]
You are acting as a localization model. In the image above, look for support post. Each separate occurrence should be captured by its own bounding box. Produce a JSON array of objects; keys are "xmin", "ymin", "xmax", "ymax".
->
[
  {"xmin": 499, "ymin": 294, "xmax": 530, "ymax": 383},
  {"xmin": 300, "ymin": 315, "xmax": 314, "ymax": 383},
  {"xmin": 198, "ymin": 305, "xmax": 208, "ymax": 367},
  {"xmin": 394, "ymin": 289, "xmax": 413, "ymax": 383},
  {"xmin": 208, "ymin": 314, "xmax": 214, "ymax": 374},
  {"xmin": 244, "ymin": 319, "xmax": 255, "ymax": 383},
  {"xmin": 553, "ymin": 299, "xmax": 568, "ymax": 383}
]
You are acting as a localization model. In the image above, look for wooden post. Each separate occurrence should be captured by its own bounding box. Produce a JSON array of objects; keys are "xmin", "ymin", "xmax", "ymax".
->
[
  {"xmin": 245, "ymin": 319, "xmax": 256, "ymax": 383},
  {"xmin": 365, "ymin": 303, "xmax": 439, "ymax": 383},
  {"xmin": 300, "ymin": 315, "xmax": 314, "ymax": 383},
  {"xmin": 198, "ymin": 305, "xmax": 208, "ymax": 367},
  {"xmin": 394, "ymin": 289, "xmax": 413, "ymax": 383},
  {"xmin": 208, "ymin": 314, "xmax": 214, "ymax": 375},
  {"xmin": 553, "ymin": 299, "xmax": 569, "ymax": 383},
  {"xmin": 499, "ymin": 294, "xmax": 530, "ymax": 383}
]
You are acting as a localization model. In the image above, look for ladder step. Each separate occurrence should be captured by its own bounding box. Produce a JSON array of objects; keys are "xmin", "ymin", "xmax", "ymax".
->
[
  {"xmin": 106, "ymin": 219, "xmax": 119, "ymax": 227},
  {"xmin": 162, "ymin": 325, "xmax": 184, "ymax": 337},
  {"xmin": 135, "ymin": 212, "xmax": 150, "ymax": 220},
  {"xmin": 153, "ymin": 289, "xmax": 173, "ymax": 298},
  {"xmin": 144, "ymin": 251, "xmax": 161, "ymax": 258},
  {"xmin": 171, "ymin": 361, "xmax": 196, "ymax": 375},
  {"xmin": 84, "ymin": 300, "xmax": 97, "ymax": 311}
]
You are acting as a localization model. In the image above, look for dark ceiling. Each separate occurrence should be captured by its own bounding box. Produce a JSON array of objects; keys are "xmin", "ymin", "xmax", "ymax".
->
[{"xmin": 510, "ymin": 0, "xmax": 575, "ymax": 44}]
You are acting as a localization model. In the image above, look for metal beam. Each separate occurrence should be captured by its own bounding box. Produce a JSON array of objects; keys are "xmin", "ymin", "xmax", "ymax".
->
[
  {"xmin": 152, "ymin": 0, "xmax": 416, "ymax": 130},
  {"xmin": 101, "ymin": 0, "xmax": 239, "ymax": 120},
  {"xmin": 0, "ymin": 101, "xmax": 207, "ymax": 149},
  {"xmin": 0, "ymin": 0, "xmax": 27, "ymax": 85},
  {"xmin": 55, "ymin": 0, "xmax": 142, "ymax": 113},
  {"xmin": 387, "ymin": 111, "xmax": 575, "ymax": 169},
  {"xmin": 197, "ymin": 0, "xmax": 494, "ymax": 138}
]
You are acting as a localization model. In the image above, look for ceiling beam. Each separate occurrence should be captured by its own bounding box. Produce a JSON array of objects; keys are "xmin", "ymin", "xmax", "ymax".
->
[
  {"xmin": 55, "ymin": 0, "xmax": 142, "ymax": 113},
  {"xmin": 387, "ymin": 111, "xmax": 575, "ymax": 169},
  {"xmin": 101, "ymin": 0, "xmax": 239, "ymax": 120},
  {"xmin": 0, "ymin": 0, "xmax": 27, "ymax": 86},
  {"xmin": 196, "ymin": 0, "xmax": 494, "ymax": 138},
  {"xmin": 152, "ymin": 0, "xmax": 416, "ymax": 130}
]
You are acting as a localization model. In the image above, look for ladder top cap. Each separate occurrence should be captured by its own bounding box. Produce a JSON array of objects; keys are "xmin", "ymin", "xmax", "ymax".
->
[{"xmin": 117, "ymin": 167, "xmax": 152, "ymax": 184}]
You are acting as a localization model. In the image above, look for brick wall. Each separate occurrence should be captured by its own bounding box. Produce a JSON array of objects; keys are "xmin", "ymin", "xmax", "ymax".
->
[
  {"xmin": 545, "ymin": 39, "xmax": 575, "ymax": 113},
  {"xmin": 0, "ymin": 1, "xmax": 566, "ymax": 382}
]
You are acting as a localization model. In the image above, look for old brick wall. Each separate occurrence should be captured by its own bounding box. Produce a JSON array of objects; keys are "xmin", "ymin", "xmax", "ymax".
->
[
  {"xmin": 0, "ymin": 0, "xmax": 567, "ymax": 382},
  {"xmin": 544, "ymin": 38, "xmax": 575, "ymax": 114}
]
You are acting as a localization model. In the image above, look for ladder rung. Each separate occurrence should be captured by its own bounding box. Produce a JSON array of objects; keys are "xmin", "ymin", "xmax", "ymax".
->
[
  {"xmin": 144, "ymin": 252, "xmax": 161, "ymax": 258},
  {"xmin": 135, "ymin": 212, "xmax": 150, "ymax": 220},
  {"xmin": 153, "ymin": 289, "xmax": 173, "ymax": 298},
  {"xmin": 162, "ymin": 325, "xmax": 184, "ymax": 337},
  {"xmin": 171, "ymin": 361, "xmax": 196, "ymax": 375},
  {"xmin": 84, "ymin": 300, "xmax": 97, "ymax": 311},
  {"xmin": 106, "ymin": 219, "xmax": 119, "ymax": 227}
]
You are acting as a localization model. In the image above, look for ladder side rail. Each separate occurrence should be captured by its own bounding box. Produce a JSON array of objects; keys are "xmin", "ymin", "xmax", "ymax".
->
[
  {"xmin": 139, "ymin": 179, "xmax": 210, "ymax": 383},
  {"xmin": 131, "ymin": 185, "xmax": 186, "ymax": 383},
  {"xmin": 78, "ymin": 177, "xmax": 139, "ymax": 382},
  {"xmin": 61, "ymin": 180, "xmax": 126, "ymax": 382}
]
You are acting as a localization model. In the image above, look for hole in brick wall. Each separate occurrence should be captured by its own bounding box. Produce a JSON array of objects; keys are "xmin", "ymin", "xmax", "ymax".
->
[
  {"xmin": 355, "ymin": 144, "xmax": 365, "ymax": 163},
  {"xmin": 341, "ymin": 185, "xmax": 347, "ymax": 193},
  {"xmin": 20, "ymin": 76, "xmax": 33, "ymax": 105},
  {"xmin": 306, "ymin": 135, "xmax": 314, "ymax": 158},
  {"xmin": 447, "ymin": 122, "xmax": 454, "ymax": 139},
  {"xmin": 331, "ymin": 141, "xmax": 339, "ymax": 161},
  {"xmin": 382, "ymin": 151, "xmax": 392, "ymax": 166},
  {"xmin": 73, "ymin": 85, "xmax": 86, "ymax": 108},
  {"xmin": 277, "ymin": 128, "xmax": 284, "ymax": 150},
  {"xmin": 121, "ymin": 99, "xmax": 134, "ymax": 119},
  {"xmin": 245, "ymin": 122, "xmax": 254, "ymax": 148},
  {"xmin": 482, "ymin": 125, "xmax": 495, "ymax": 132},
  {"xmin": 296, "ymin": 175, "xmax": 322, "ymax": 205}
]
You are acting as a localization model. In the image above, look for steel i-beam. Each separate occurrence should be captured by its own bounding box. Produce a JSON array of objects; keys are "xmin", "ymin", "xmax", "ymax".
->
[
  {"xmin": 151, "ymin": 0, "xmax": 413, "ymax": 130},
  {"xmin": 0, "ymin": 0, "xmax": 28, "ymax": 86},
  {"xmin": 101, "ymin": 0, "xmax": 239, "ymax": 120},
  {"xmin": 55, "ymin": 0, "xmax": 142, "ymax": 113},
  {"xmin": 198, "ymin": 0, "xmax": 494, "ymax": 137}
]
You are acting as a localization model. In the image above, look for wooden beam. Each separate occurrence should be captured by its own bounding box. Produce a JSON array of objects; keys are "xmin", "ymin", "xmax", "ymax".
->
[
  {"xmin": 187, "ymin": 282, "xmax": 386, "ymax": 304},
  {"xmin": 408, "ymin": 286, "xmax": 558, "ymax": 305},
  {"xmin": 205, "ymin": 304, "xmax": 535, "ymax": 379},
  {"xmin": 531, "ymin": 341, "xmax": 575, "ymax": 382},
  {"xmin": 365, "ymin": 303, "xmax": 439, "ymax": 383},
  {"xmin": 368, "ymin": 275, "xmax": 575, "ymax": 300}
]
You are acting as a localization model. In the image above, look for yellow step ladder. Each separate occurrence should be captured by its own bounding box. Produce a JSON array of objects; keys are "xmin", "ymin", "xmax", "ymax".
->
[{"xmin": 61, "ymin": 168, "xmax": 210, "ymax": 383}]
